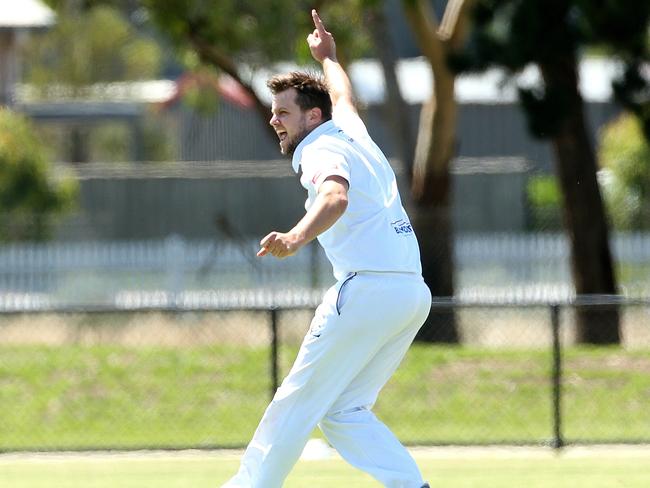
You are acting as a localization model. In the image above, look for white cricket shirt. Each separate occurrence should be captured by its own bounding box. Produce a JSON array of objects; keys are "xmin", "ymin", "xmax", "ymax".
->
[{"xmin": 291, "ymin": 107, "xmax": 422, "ymax": 280}]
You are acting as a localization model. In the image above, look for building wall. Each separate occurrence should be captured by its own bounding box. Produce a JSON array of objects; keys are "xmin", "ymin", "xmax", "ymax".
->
[
  {"xmin": 54, "ymin": 159, "xmax": 530, "ymax": 242},
  {"xmin": 173, "ymin": 100, "xmax": 620, "ymax": 173}
]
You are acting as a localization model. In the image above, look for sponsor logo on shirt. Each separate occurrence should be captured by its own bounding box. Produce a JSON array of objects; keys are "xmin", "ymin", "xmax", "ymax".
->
[{"xmin": 391, "ymin": 219, "xmax": 414, "ymax": 235}]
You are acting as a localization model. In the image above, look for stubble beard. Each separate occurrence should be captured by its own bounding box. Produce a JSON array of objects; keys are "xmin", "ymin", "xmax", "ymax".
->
[{"xmin": 282, "ymin": 122, "xmax": 309, "ymax": 158}]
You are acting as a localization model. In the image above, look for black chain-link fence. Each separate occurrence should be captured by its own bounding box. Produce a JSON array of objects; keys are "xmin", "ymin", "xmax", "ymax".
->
[{"xmin": 0, "ymin": 298, "xmax": 648, "ymax": 452}]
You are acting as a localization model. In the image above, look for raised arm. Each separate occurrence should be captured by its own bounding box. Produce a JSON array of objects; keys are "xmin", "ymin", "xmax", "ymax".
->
[{"xmin": 307, "ymin": 9, "xmax": 357, "ymax": 115}]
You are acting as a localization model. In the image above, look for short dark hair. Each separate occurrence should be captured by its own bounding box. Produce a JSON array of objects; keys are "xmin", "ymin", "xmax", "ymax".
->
[{"xmin": 267, "ymin": 71, "xmax": 332, "ymax": 121}]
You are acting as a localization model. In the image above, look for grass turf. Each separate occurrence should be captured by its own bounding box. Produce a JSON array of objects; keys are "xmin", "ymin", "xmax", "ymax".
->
[
  {"xmin": 0, "ymin": 449, "xmax": 649, "ymax": 488},
  {"xmin": 1, "ymin": 344, "xmax": 649, "ymax": 449}
]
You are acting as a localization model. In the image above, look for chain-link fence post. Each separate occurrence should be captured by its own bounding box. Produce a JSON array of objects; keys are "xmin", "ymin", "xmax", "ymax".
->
[
  {"xmin": 270, "ymin": 306, "xmax": 279, "ymax": 400},
  {"xmin": 550, "ymin": 303, "xmax": 564, "ymax": 449},
  {"xmin": 165, "ymin": 235, "xmax": 185, "ymax": 305},
  {"xmin": 309, "ymin": 241, "xmax": 320, "ymax": 289}
]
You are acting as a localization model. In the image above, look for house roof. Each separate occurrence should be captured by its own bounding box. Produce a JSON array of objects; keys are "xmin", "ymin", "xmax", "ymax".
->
[
  {"xmin": 16, "ymin": 58, "xmax": 623, "ymax": 108},
  {"xmin": 16, "ymin": 80, "xmax": 176, "ymax": 104},
  {"xmin": 254, "ymin": 57, "xmax": 623, "ymax": 106},
  {"xmin": 388, "ymin": 57, "xmax": 622, "ymax": 104},
  {"xmin": 0, "ymin": 0, "xmax": 55, "ymax": 29}
]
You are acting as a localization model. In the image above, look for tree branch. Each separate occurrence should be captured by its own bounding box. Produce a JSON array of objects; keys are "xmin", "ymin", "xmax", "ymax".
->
[
  {"xmin": 439, "ymin": 0, "xmax": 474, "ymax": 51},
  {"xmin": 401, "ymin": 0, "xmax": 445, "ymax": 67},
  {"xmin": 188, "ymin": 33, "xmax": 276, "ymax": 143}
]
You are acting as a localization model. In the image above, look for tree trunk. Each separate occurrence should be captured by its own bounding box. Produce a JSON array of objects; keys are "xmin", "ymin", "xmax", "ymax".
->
[
  {"xmin": 401, "ymin": 0, "xmax": 471, "ymax": 343},
  {"xmin": 70, "ymin": 126, "xmax": 90, "ymax": 163},
  {"xmin": 412, "ymin": 194, "xmax": 457, "ymax": 343},
  {"xmin": 540, "ymin": 58, "xmax": 620, "ymax": 344},
  {"xmin": 0, "ymin": 31, "xmax": 17, "ymax": 106},
  {"xmin": 411, "ymin": 92, "xmax": 459, "ymax": 343}
]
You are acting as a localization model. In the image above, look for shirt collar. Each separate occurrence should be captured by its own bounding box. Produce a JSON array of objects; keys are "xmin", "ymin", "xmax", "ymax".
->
[{"xmin": 291, "ymin": 120, "xmax": 336, "ymax": 173}]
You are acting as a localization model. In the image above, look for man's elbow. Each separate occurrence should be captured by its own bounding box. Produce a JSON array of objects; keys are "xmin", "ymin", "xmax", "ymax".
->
[
  {"xmin": 328, "ymin": 192, "xmax": 348, "ymax": 216},
  {"xmin": 319, "ymin": 177, "xmax": 349, "ymax": 217}
]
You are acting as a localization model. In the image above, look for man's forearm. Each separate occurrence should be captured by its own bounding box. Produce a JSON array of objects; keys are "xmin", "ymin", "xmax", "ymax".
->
[
  {"xmin": 308, "ymin": 10, "xmax": 355, "ymax": 110},
  {"xmin": 289, "ymin": 187, "xmax": 348, "ymax": 247},
  {"xmin": 258, "ymin": 178, "xmax": 348, "ymax": 259},
  {"xmin": 321, "ymin": 57, "xmax": 354, "ymax": 108}
]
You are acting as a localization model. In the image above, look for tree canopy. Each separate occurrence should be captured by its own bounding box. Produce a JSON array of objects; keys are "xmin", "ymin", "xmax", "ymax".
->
[
  {"xmin": 599, "ymin": 112, "xmax": 650, "ymax": 230},
  {"xmin": 0, "ymin": 109, "xmax": 77, "ymax": 241},
  {"xmin": 455, "ymin": 0, "xmax": 650, "ymax": 344},
  {"xmin": 26, "ymin": 3, "xmax": 162, "ymax": 92},
  {"xmin": 457, "ymin": 0, "xmax": 649, "ymax": 140}
]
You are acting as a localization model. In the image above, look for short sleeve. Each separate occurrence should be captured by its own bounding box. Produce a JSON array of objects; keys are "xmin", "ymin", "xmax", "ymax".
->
[
  {"xmin": 332, "ymin": 105, "xmax": 369, "ymax": 141},
  {"xmin": 300, "ymin": 147, "xmax": 350, "ymax": 192}
]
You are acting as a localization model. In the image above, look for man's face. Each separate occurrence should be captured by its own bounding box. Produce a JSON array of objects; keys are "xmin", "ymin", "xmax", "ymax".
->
[{"xmin": 269, "ymin": 89, "xmax": 317, "ymax": 156}]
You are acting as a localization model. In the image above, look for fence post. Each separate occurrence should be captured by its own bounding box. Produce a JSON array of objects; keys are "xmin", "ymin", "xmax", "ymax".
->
[
  {"xmin": 165, "ymin": 235, "xmax": 185, "ymax": 306},
  {"xmin": 310, "ymin": 242, "xmax": 319, "ymax": 289},
  {"xmin": 270, "ymin": 307, "xmax": 279, "ymax": 400},
  {"xmin": 550, "ymin": 303, "xmax": 564, "ymax": 449}
]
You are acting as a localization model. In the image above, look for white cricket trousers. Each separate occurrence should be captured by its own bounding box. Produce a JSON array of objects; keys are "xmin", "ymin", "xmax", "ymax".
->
[{"xmin": 222, "ymin": 271, "xmax": 432, "ymax": 488}]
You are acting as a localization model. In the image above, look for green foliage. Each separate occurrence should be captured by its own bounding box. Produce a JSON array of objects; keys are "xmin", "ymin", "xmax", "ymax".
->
[
  {"xmin": 85, "ymin": 114, "xmax": 175, "ymax": 163},
  {"xmin": 304, "ymin": 1, "xmax": 372, "ymax": 65},
  {"xmin": 0, "ymin": 110, "xmax": 78, "ymax": 241},
  {"xmin": 467, "ymin": 0, "xmax": 650, "ymax": 68},
  {"xmin": 462, "ymin": 0, "xmax": 650, "ymax": 141},
  {"xmin": 23, "ymin": 3, "xmax": 171, "ymax": 164},
  {"xmin": 526, "ymin": 175, "xmax": 563, "ymax": 230},
  {"xmin": 140, "ymin": 111, "xmax": 176, "ymax": 162},
  {"xmin": 598, "ymin": 112, "xmax": 650, "ymax": 230},
  {"xmin": 90, "ymin": 123, "xmax": 131, "ymax": 162},
  {"xmin": 177, "ymin": 66, "xmax": 223, "ymax": 116},
  {"xmin": 527, "ymin": 175, "xmax": 562, "ymax": 207},
  {"xmin": 140, "ymin": 0, "xmax": 371, "ymax": 72},
  {"xmin": 141, "ymin": 0, "xmax": 302, "ymax": 67},
  {"xmin": 36, "ymin": 1, "xmax": 372, "ymax": 163},
  {"xmin": 24, "ymin": 5, "xmax": 162, "ymax": 90}
]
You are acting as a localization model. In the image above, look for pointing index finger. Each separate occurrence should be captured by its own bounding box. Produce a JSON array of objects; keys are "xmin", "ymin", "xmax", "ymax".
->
[
  {"xmin": 260, "ymin": 232, "xmax": 274, "ymax": 248},
  {"xmin": 312, "ymin": 9, "xmax": 326, "ymax": 34}
]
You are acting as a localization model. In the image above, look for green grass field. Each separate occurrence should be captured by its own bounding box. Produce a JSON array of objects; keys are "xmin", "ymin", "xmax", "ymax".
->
[
  {"xmin": 1, "ymin": 448, "xmax": 649, "ymax": 488},
  {"xmin": 1, "ymin": 344, "xmax": 650, "ymax": 450}
]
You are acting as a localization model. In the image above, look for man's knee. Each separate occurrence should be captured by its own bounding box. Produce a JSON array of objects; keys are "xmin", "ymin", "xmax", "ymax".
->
[{"xmin": 320, "ymin": 405, "xmax": 370, "ymax": 431}]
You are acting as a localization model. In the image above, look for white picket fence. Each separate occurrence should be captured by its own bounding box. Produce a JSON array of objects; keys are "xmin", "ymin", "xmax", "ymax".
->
[{"xmin": 0, "ymin": 233, "xmax": 648, "ymax": 309}]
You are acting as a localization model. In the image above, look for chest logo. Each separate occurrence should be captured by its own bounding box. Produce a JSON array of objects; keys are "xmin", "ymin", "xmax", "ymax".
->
[{"xmin": 391, "ymin": 219, "xmax": 414, "ymax": 235}]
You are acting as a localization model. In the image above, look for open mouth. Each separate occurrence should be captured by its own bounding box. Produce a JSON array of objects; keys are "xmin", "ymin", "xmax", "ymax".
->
[{"xmin": 277, "ymin": 131, "xmax": 287, "ymax": 142}]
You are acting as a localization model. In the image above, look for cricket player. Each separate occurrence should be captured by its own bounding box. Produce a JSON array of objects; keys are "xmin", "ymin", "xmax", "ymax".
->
[{"xmin": 222, "ymin": 10, "xmax": 431, "ymax": 488}]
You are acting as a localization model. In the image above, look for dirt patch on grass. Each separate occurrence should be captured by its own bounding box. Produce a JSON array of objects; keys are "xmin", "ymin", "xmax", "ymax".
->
[
  {"xmin": 566, "ymin": 354, "xmax": 650, "ymax": 374},
  {"xmin": 0, "ymin": 307, "xmax": 647, "ymax": 348},
  {"xmin": 0, "ymin": 311, "xmax": 273, "ymax": 347}
]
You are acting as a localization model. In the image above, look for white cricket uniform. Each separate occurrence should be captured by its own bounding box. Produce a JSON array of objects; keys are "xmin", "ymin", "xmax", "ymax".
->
[{"xmin": 223, "ymin": 107, "xmax": 431, "ymax": 488}]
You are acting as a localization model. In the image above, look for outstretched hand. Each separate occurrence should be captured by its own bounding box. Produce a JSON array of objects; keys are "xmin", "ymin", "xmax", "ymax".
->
[
  {"xmin": 307, "ymin": 9, "xmax": 336, "ymax": 63},
  {"xmin": 257, "ymin": 231, "xmax": 302, "ymax": 259}
]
